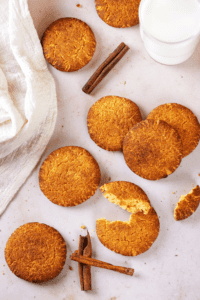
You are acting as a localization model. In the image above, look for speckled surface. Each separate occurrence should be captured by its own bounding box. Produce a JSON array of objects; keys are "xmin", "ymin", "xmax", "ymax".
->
[{"xmin": 0, "ymin": 0, "xmax": 200, "ymax": 299}]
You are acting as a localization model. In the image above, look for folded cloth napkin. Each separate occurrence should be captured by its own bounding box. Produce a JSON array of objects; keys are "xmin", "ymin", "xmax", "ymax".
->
[{"xmin": 0, "ymin": 0, "xmax": 57, "ymax": 215}]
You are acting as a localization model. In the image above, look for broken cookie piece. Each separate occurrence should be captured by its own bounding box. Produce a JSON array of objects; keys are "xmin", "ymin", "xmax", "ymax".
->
[
  {"xmin": 96, "ymin": 207, "xmax": 160, "ymax": 256},
  {"xmin": 174, "ymin": 185, "xmax": 200, "ymax": 221},
  {"xmin": 99, "ymin": 181, "xmax": 151, "ymax": 214},
  {"xmin": 97, "ymin": 181, "xmax": 159, "ymax": 256}
]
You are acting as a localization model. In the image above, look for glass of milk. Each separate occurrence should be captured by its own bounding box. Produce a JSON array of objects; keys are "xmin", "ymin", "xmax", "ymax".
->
[{"xmin": 139, "ymin": 0, "xmax": 200, "ymax": 65}]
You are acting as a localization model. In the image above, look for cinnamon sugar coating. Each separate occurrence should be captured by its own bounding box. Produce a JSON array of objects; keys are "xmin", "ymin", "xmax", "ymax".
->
[
  {"xmin": 174, "ymin": 186, "xmax": 200, "ymax": 221},
  {"xmin": 147, "ymin": 103, "xmax": 200, "ymax": 157},
  {"xmin": 96, "ymin": 207, "xmax": 159, "ymax": 256},
  {"xmin": 5, "ymin": 223, "xmax": 66, "ymax": 283},
  {"xmin": 41, "ymin": 18, "xmax": 96, "ymax": 72},
  {"xmin": 95, "ymin": 0, "xmax": 141, "ymax": 28},
  {"xmin": 97, "ymin": 181, "xmax": 159, "ymax": 256},
  {"xmin": 87, "ymin": 96, "xmax": 142, "ymax": 151},
  {"xmin": 39, "ymin": 146, "xmax": 101, "ymax": 206},
  {"xmin": 123, "ymin": 119, "xmax": 183, "ymax": 180}
]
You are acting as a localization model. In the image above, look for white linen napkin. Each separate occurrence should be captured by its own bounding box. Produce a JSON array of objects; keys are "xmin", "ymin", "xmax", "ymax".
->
[{"xmin": 0, "ymin": 0, "xmax": 57, "ymax": 215}]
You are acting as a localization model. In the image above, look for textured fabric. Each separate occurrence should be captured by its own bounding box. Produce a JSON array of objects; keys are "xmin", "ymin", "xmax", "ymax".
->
[{"xmin": 0, "ymin": 0, "xmax": 57, "ymax": 214}]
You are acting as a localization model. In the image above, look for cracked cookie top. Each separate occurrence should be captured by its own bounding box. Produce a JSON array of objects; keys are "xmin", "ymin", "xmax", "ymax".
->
[
  {"xmin": 41, "ymin": 18, "xmax": 96, "ymax": 72},
  {"xmin": 5, "ymin": 223, "xmax": 66, "ymax": 283},
  {"xmin": 87, "ymin": 95, "xmax": 142, "ymax": 151},
  {"xmin": 95, "ymin": 0, "xmax": 141, "ymax": 28},
  {"xmin": 123, "ymin": 119, "xmax": 183, "ymax": 180},
  {"xmin": 39, "ymin": 146, "xmax": 101, "ymax": 206},
  {"xmin": 147, "ymin": 103, "xmax": 200, "ymax": 158}
]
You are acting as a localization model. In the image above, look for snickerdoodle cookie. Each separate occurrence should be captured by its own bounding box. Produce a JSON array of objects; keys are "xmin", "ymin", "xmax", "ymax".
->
[
  {"xmin": 96, "ymin": 182, "xmax": 159, "ymax": 256},
  {"xmin": 123, "ymin": 119, "xmax": 183, "ymax": 180},
  {"xmin": 95, "ymin": 0, "xmax": 141, "ymax": 28},
  {"xmin": 5, "ymin": 223, "xmax": 66, "ymax": 283},
  {"xmin": 87, "ymin": 96, "xmax": 142, "ymax": 151},
  {"xmin": 41, "ymin": 18, "xmax": 96, "ymax": 72},
  {"xmin": 147, "ymin": 103, "xmax": 200, "ymax": 157},
  {"xmin": 174, "ymin": 185, "xmax": 200, "ymax": 221},
  {"xmin": 39, "ymin": 146, "xmax": 101, "ymax": 206}
]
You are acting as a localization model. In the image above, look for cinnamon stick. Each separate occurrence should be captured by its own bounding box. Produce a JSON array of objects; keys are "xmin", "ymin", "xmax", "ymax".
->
[
  {"xmin": 71, "ymin": 253, "xmax": 134, "ymax": 276},
  {"xmin": 82, "ymin": 42, "xmax": 130, "ymax": 94},
  {"xmin": 78, "ymin": 235, "xmax": 87, "ymax": 290},
  {"xmin": 82, "ymin": 231, "xmax": 92, "ymax": 291},
  {"xmin": 77, "ymin": 232, "xmax": 92, "ymax": 291}
]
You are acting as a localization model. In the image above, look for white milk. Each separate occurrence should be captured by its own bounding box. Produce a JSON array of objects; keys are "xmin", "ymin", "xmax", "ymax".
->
[{"xmin": 139, "ymin": 0, "xmax": 200, "ymax": 65}]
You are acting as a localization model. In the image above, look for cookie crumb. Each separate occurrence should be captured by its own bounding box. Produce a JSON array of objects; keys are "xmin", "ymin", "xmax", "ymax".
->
[
  {"xmin": 76, "ymin": 4, "xmax": 81, "ymax": 7},
  {"xmin": 80, "ymin": 225, "xmax": 86, "ymax": 229},
  {"xmin": 69, "ymin": 266, "xmax": 73, "ymax": 270}
]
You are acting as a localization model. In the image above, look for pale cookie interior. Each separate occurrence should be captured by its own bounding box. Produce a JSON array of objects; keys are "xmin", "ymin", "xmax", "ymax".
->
[{"xmin": 100, "ymin": 181, "xmax": 151, "ymax": 214}]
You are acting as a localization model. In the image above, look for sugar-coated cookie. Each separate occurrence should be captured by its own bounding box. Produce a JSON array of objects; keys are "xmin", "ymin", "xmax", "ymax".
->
[
  {"xmin": 123, "ymin": 119, "xmax": 183, "ymax": 180},
  {"xmin": 147, "ymin": 103, "xmax": 200, "ymax": 157},
  {"xmin": 5, "ymin": 223, "xmax": 66, "ymax": 283},
  {"xmin": 95, "ymin": 0, "xmax": 141, "ymax": 28},
  {"xmin": 42, "ymin": 18, "xmax": 96, "ymax": 72},
  {"xmin": 39, "ymin": 146, "xmax": 101, "ymax": 206},
  {"xmin": 87, "ymin": 95, "xmax": 142, "ymax": 151}
]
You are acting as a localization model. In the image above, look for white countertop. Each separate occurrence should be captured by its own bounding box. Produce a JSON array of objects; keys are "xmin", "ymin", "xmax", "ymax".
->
[{"xmin": 1, "ymin": 1, "xmax": 200, "ymax": 299}]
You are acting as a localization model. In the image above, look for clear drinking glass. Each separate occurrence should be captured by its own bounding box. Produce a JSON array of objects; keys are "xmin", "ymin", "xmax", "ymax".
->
[{"xmin": 139, "ymin": 0, "xmax": 200, "ymax": 65}]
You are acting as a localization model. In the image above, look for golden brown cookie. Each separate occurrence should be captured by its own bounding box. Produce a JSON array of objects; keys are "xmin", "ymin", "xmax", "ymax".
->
[
  {"xmin": 41, "ymin": 18, "xmax": 96, "ymax": 72},
  {"xmin": 100, "ymin": 181, "xmax": 151, "ymax": 214},
  {"xmin": 39, "ymin": 146, "xmax": 101, "ymax": 206},
  {"xmin": 123, "ymin": 119, "xmax": 183, "ymax": 180},
  {"xmin": 95, "ymin": 0, "xmax": 141, "ymax": 28},
  {"xmin": 87, "ymin": 96, "xmax": 142, "ymax": 151},
  {"xmin": 5, "ymin": 223, "xmax": 66, "ymax": 283},
  {"xmin": 174, "ymin": 185, "xmax": 200, "ymax": 221},
  {"xmin": 147, "ymin": 103, "xmax": 200, "ymax": 157},
  {"xmin": 96, "ymin": 207, "xmax": 160, "ymax": 256}
]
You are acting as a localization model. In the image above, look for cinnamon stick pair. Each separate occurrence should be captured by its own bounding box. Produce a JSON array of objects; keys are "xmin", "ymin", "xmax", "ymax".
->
[
  {"xmin": 71, "ymin": 231, "xmax": 134, "ymax": 291},
  {"xmin": 82, "ymin": 42, "xmax": 130, "ymax": 94}
]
